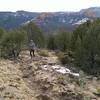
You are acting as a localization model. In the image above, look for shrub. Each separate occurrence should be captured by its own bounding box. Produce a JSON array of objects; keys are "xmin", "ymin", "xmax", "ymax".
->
[
  {"xmin": 96, "ymin": 88, "xmax": 100, "ymax": 95},
  {"xmin": 93, "ymin": 88, "xmax": 100, "ymax": 97},
  {"xmin": 0, "ymin": 30, "xmax": 26, "ymax": 58},
  {"xmin": 55, "ymin": 31, "xmax": 72, "ymax": 51},
  {"xmin": 38, "ymin": 49, "xmax": 49, "ymax": 57},
  {"xmin": 57, "ymin": 51, "xmax": 73, "ymax": 65}
]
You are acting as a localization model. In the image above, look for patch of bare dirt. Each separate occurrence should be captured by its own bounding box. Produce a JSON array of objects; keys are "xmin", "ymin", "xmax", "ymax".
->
[{"xmin": 0, "ymin": 59, "xmax": 37, "ymax": 100}]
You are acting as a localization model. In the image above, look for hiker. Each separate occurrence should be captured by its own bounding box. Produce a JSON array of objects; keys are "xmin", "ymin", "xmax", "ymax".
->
[
  {"xmin": 12, "ymin": 45, "xmax": 19, "ymax": 59},
  {"xmin": 29, "ymin": 40, "xmax": 36, "ymax": 58}
]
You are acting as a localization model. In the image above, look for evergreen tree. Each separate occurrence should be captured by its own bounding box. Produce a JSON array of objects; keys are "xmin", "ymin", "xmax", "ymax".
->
[
  {"xmin": 73, "ymin": 19, "xmax": 100, "ymax": 75},
  {"xmin": 23, "ymin": 22, "xmax": 45, "ymax": 48},
  {"xmin": 55, "ymin": 31, "xmax": 71, "ymax": 51},
  {"xmin": 47, "ymin": 35, "xmax": 56, "ymax": 50},
  {"xmin": 0, "ymin": 30, "xmax": 26, "ymax": 58},
  {"xmin": 71, "ymin": 20, "xmax": 91, "ymax": 50}
]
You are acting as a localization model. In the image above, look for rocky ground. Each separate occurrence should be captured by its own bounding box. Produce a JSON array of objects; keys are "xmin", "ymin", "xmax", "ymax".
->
[{"xmin": 0, "ymin": 50, "xmax": 100, "ymax": 100}]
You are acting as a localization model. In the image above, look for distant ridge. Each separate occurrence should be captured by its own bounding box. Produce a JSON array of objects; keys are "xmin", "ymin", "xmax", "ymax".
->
[{"xmin": 0, "ymin": 7, "xmax": 100, "ymax": 32}]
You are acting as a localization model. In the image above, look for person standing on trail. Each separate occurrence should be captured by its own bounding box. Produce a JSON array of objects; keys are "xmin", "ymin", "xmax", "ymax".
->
[{"xmin": 29, "ymin": 40, "xmax": 36, "ymax": 58}]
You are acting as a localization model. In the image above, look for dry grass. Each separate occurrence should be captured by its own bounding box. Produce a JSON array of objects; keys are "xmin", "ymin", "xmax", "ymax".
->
[{"xmin": 38, "ymin": 49, "xmax": 49, "ymax": 57}]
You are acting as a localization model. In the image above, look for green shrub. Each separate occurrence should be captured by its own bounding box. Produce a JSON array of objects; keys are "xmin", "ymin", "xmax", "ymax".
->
[
  {"xmin": 0, "ymin": 30, "xmax": 26, "ymax": 58},
  {"xmin": 55, "ymin": 31, "xmax": 72, "ymax": 51},
  {"xmin": 72, "ymin": 19, "xmax": 100, "ymax": 75}
]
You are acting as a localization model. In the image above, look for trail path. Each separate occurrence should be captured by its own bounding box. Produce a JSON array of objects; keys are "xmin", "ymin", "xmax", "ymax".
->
[
  {"xmin": 18, "ymin": 51, "xmax": 88, "ymax": 100},
  {"xmin": 19, "ymin": 50, "xmax": 100, "ymax": 100}
]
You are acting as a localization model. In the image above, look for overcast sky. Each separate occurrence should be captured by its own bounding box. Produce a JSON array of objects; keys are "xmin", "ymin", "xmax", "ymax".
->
[{"xmin": 0, "ymin": 0, "xmax": 100, "ymax": 12}]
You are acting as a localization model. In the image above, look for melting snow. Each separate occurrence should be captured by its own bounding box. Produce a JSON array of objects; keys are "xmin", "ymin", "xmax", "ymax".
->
[
  {"xmin": 42, "ymin": 65, "xmax": 79, "ymax": 77},
  {"xmin": 42, "ymin": 65, "xmax": 48, "ymax": 70},
  {"xmin": 70, "ymin": 73, "xmax": 79, "ymax": 77},
  {"xmin": 52, "ymin": 65, "xmax": 60, "ymax": 69},
  {"xmin": 56, "ymin": 69, "xmax": 68, "ymax": 74},
  {"xmin": 73, "ymin": 18, "xmax": 89, "ymax": 25},
  {"xmin": 55, "ymin": 66, "xmax": 70, "ymax": 74}
]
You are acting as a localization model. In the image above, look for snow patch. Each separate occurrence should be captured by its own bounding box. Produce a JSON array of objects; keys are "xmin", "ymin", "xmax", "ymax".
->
[
  {"xmin": 70, "ymin": 73, "xmax": 79, "ymax": 77},
  {"xmin": 69, "ymin": 19, "xmax": 73, "ymax": 23},
  {"xmin": 42, "ymin": 65, "xmax": 79, "ymax": 77},
  {"xmin": 22, "ymin": 18, "xmax": 36, "ymax": 25},
  {"xmin": 73, "ymin": 18, "xmax": 89, "ymax": 25}
]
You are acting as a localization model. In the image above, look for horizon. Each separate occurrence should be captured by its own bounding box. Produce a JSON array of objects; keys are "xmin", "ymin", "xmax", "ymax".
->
[
  {"xmin": 0, "ymin": 7, "xmax": 100, "ymax": 13},
  {"xmin": 0, "ymin": 0, "xmax": 99, "ymax": 12}
]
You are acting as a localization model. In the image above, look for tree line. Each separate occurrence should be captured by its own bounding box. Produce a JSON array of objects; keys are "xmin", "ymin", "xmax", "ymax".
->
[{"xmin": 0, "ymin": 19, "xmax": 100, "ymax": 75}]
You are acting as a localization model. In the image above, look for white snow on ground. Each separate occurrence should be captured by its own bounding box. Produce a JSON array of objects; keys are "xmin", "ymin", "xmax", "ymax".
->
[
  {"xmin": 56, "ymin": 68, "xmax": 70, "ymax": 74},
  {"xmin": 70, "ymin": 73, "xmax": 79, "ymax": 77},
  {"xmin": 55, "ymin": 67, "xmax": 70, "ymax": 74},
  {"xmin": 42, "ymin": 65, "xmax": 79, "ymax": 77},
  {"xmin": 52, "ymin": 65, "xmax": 61, "ymax": 69},
  {"xmin": 42, "ymin": 65, "xmax": 48, "ymax": 70},
  {"xmin": 73, "ymin": 18, "xmax": 89, "ymax": 25},
  {"xmin": 22, "ymin": 18, "xmax": 36, "ymax": 25}
]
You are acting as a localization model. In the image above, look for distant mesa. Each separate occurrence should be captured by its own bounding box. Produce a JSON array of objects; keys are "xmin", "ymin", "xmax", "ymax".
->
[{"xmin": 0, "ymin": 7, "xmax": 100, "ymax": 32}]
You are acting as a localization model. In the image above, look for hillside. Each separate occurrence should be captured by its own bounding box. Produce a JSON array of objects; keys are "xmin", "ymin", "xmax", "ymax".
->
[
  {"xmin": 0, "ymin": 7, "xmax": 100, "ymax": 32},
  {"xmin": 0, "ymin": 50, "xmax": 100, "ymax": 100}
]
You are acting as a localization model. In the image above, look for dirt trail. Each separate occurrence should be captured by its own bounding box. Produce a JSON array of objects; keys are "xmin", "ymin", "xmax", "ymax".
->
[
  {"xmin": 19, "ymin": 50, "xmax": 100, "ymax": 100},
  {"xmin": 18, "ymin": 51, "xmax": 83, "ymax": 100},
  {"xmin": 19, "ymin": 51, "xmax": 61, "ymax": 98}
]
